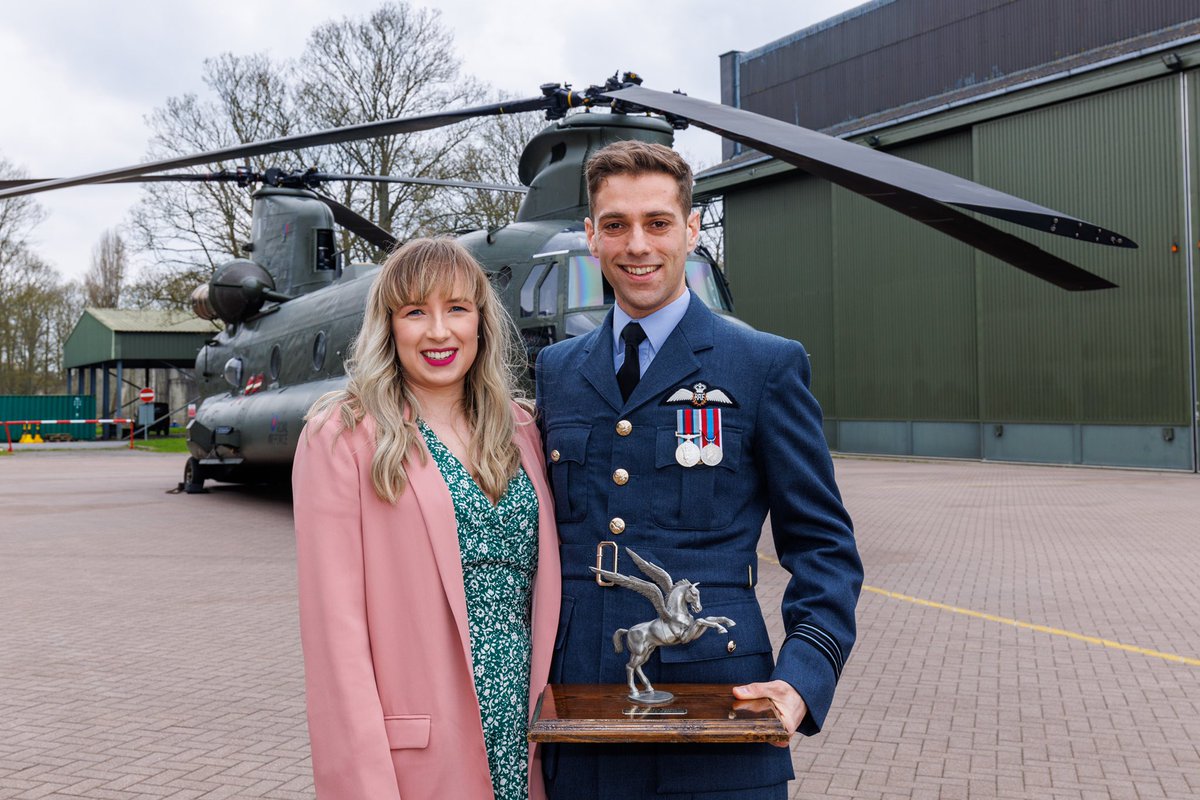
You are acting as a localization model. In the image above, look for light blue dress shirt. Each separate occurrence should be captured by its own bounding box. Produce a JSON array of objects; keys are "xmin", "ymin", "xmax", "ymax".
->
[{"xmin": 612, "ymin": 290, "xmax": 692, "ymax": 378}]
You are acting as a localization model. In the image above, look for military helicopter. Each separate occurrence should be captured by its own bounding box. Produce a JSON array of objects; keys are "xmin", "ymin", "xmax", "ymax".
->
[{"xmin": 0, "ymin": 73, "xmax": 1135, "ymax": 493}]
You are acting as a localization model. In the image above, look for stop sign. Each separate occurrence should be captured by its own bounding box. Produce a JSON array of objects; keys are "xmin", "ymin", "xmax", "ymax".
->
[{"xmin": 139, "ymin": 388, "xmax": 155, "ymax": 403}]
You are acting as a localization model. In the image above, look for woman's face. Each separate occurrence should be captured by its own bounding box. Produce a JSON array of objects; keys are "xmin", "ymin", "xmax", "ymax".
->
[{"xmin": 390, "ymin": 283, "xmax": 480, "ymax": 399}]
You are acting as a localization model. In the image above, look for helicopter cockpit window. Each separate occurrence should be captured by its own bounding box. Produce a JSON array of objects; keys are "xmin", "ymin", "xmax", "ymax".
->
[
  {"xmin": 315, "ymin": 229, "xmax": 336, "ymax": 271},
  {"xmin": 561, "ymin": 253, "xmax": 732, "ymax": 340},
  {"xmin": 223, "ymin": 357, "xmax": 244, "ymax": 390},
  {"xmin": 519, "ymin": 264, "xmax": 548, "ymax": 318},
  {"xmin": 312, "ymin": 331, "xmax": 327, "ymax": 371},
  {"xmin": 566, "ymin": 254, "xmax": 614, "ymax": 309},
  {"xmin": 683, "ymin": 258, "xmax": 732, "ymax": 312},
  {"xmin": 537, "ymin": 263, "xmax": 559, "ymax": 317}
]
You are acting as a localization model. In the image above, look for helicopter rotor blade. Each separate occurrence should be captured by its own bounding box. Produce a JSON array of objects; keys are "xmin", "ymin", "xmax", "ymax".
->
[
  {"xmin": 2, "ymin": 171, "xmax": 528, "ymax": 193},
  {"xmin": 0, "ymin": 95, "xmax": 554, "ymax": 200},
  {"xmin": 0, "ymin": 173, "xmax": 250, "ymax": 189},
  {"xmin": 603, "ymin": 86, "xmax": 1131, "ymax": 291},
  {"xmin": 310, "ymin": 192, "xmax": 398, "ymax": 252},
  {"xmin": 312, "ymin": 173, "xmax": 528, "ymax": 193},
  {"xmin": 2, "ymin": 170, "xmax": 528, "ymax": 194}
]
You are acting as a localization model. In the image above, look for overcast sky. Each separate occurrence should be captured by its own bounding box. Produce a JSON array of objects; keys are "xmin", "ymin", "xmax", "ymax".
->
[{"xmin": 0, "ymin": 0, "xmax": 866, "ymax": 282}]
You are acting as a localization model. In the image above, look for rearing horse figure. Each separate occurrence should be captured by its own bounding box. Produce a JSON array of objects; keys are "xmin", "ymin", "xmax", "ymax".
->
[{"xmin": 592, "ymin": 548, "xmax": 736, "ymax": 700}]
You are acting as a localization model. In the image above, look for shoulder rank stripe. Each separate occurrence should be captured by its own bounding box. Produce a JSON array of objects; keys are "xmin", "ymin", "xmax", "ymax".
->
[{"xmin": 785, "ymin": 623, "xmax": 844, "ymax": 679}]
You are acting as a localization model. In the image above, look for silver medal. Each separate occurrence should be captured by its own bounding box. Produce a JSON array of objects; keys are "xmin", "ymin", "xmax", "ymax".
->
[
  {"xmin": 700, "ymin": 443, "xmax": 723, "ymax": 466},
  {"xmin": 675, "ymin": 439, "xmax": 701, "ymax": 468}
]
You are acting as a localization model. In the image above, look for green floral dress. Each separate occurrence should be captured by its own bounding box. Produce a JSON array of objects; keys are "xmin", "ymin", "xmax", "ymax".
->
[{"xmin": 419, "ymin": 421, "xmax": 539, "ymax": 800}]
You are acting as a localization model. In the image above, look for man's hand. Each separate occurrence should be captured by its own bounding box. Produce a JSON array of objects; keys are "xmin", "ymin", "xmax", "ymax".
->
[{"xmin": 732, "ymin": 681, "xmax": 807, "ymax": 747}]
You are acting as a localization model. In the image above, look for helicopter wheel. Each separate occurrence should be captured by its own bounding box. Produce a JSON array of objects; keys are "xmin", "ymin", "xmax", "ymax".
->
[{"xmin": 183, "ymin": 457, "xmax": 208, "ymax": 494}]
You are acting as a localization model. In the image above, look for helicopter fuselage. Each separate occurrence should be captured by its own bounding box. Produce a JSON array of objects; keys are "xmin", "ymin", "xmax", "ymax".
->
[
  {"xmin": 185, "ymin": 217, "xmax": 736, "ymax": 483},
  {"xmin": 184, "ymin": 111, "xmax": 733, "ymax": 488}
]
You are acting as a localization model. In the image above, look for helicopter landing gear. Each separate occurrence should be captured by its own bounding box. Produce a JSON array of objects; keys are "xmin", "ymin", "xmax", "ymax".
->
[{"xmin": 183, "ymin": 457, "xmax": 208, "ymax": 494}]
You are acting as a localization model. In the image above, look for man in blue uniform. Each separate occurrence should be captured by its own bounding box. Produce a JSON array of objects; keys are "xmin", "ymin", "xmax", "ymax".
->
[{"xmin": 535, "ymin": 140, "xmax": 862, "ymax": 799}]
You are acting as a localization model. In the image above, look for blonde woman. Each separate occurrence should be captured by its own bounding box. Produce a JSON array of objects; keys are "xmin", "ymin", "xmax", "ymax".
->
[{"xmin": 292, "ymin": 238, "xmax": 560, "ymax": 800}]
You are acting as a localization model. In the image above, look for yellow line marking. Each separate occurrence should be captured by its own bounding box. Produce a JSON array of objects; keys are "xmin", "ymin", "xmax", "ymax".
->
[{"xmin": 756, "ymin": 551, "xmax": 1200, "ymax": 667}]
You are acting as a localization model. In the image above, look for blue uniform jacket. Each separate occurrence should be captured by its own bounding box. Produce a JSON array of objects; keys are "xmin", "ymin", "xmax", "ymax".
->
[{"xmin": 535, "ymin": 294, "xmax": 862, "ymax": 799}]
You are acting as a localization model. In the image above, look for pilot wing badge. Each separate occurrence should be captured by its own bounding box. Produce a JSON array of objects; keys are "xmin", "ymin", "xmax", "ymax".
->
[
  {"xmin": 663, "ymin": 383, "xmax": 737, "ymax": 468},
  {"xmin": 662, "ymin": 382, "xmax": 738, "ymax": 408}
]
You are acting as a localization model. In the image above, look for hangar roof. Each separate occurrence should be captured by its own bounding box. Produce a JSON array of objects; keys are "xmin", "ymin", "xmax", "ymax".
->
[
  {"xmin": 63, "ymin": 308, "xmax": 218, "ymax": 369},
  {"xmin": 702, "ymin": 0, "xmax": 1200, "ymax": 192},
  {"xmin": 721, "ymin": 0, "xmax": 1200, "ymax": 138}
]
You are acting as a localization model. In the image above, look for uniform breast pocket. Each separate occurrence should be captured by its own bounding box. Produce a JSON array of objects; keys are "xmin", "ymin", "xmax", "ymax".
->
[
  {"xmin": 651, "ymin": 425, "xmax": 741, "ymax": 530},
  {"xmin": 545, "ymin": 426, "xmax": 590, "ymax": 523}
]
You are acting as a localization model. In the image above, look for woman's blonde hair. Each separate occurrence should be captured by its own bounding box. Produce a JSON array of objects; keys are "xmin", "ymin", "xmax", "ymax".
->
[{"xmin": 306, "ymin": 237, "xmax": 527, "ymax": 503}]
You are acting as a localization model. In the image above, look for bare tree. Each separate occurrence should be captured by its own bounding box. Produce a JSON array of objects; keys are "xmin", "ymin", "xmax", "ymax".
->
[
  {"xmin": 435, "ymin": 98, "xmax": 548, "ymax": 233},
  {"xmin": 83, "ymin": 228, "xmax": 128, "ymax": 308},
  {"xmin": 126, "ymin": 1, "xmax": 536, "ymax": 307},
  {"xmin": 0, "ymin": 251, "xmax": 79, "ymax": 394},
  {"xmin": 294, "ymin": 2, "xmax": 488, "ymax": 262},
  {"xmin": 0, "ymin": 157, "xmax": 80, "ymax": 393},
  {"xmin": 128, "ymin": 52, "xmax": 298, "ymax": 283},
  {"xmin": 0, "ymin": 157, "xmax": 45, "ymax": 254}
]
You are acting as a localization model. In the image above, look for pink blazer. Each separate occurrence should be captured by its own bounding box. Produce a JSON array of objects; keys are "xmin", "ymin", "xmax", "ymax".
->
[{"xmin": 292, "ymin": 404, "xmax": 560, "ymax": 800}]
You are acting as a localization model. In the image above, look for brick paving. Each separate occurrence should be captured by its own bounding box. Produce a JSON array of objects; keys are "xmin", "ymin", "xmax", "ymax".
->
[
  {"xmin": 769, "ymin": 459, "xmax": 1200, "ymax": 800},
  {"xmin": 2, "ymin": 450, "xmax": 1199, "ymax": 799}
]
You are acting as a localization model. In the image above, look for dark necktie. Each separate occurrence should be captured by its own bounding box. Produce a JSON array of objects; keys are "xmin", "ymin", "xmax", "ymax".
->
[{"xmin": 617, "ymin": 322, "xmax": 647, "ymax": 403}]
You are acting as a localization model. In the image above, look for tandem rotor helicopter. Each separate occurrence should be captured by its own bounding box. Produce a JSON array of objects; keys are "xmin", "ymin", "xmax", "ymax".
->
[{"xmin": 0, "ymin": 73, "xmax": 1136, "ymax": 493}]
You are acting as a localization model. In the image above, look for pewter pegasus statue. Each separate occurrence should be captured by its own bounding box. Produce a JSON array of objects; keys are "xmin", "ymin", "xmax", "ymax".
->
[{"xmin": 592, "ymin": 548, "xmax": 736, "ymax": 702}]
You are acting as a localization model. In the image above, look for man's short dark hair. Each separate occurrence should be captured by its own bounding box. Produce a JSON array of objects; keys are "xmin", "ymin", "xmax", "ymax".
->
[{"xmin": 585, "ymin": 140, "xmax": 693, "ymax": 218}]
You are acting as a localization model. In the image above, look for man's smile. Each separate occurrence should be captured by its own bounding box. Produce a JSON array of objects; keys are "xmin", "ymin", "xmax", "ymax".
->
[{"xmin": 621, "ymin": 264, "xmax": 661, "ymax": 277}]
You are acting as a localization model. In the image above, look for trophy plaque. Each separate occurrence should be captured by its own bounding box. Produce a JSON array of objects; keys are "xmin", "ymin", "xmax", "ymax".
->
[
  {"xmin": 528, "ymin": 683, "xmax": 788, "ymax": 744},
  {"xmin": 527, "ymin": 548, "xmax": 789, "ymax": 744}
]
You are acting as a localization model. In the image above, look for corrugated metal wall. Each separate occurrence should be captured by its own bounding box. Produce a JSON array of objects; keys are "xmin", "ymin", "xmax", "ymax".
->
[
  {"xmin": 724, "ymin": 175, "xmax": 837, "ymax": 414},
  {"xmin": 63, "ymin": 314, "xmax": 114, "ymax": 368},
  {"xmin": 116, "ymin": 333, "xmax": 203, "ymax": 362},
  {"xmin": 0, "ymin": 396, "xmax": 97, "ymax": 439},
  {"xmin": 725, "ymin": 134, "xmax": 981, "ymax": 423},
  {"xmin": 831, "ymin": 133, "xmax": 978, "ymax": 421},
  {"xmin": 973, "ymin": 76, "xmax": 1189, "ymax": 424},
  {"xmin": 1186, "ymin": 69, "xmax": 1200, "ymax": 460},
  {"xmin": 722, "ymin": 69, "xmax": 1200, "ymax": 467}
]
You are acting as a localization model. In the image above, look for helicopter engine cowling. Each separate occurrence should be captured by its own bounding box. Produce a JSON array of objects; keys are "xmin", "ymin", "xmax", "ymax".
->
[
  {"xmin": 190, "ymin": 284, "xmax": 218, "ymax": 321},
  {"xmin": 207, "ymin": 259, "xmax": 278, "ymax": 324}
]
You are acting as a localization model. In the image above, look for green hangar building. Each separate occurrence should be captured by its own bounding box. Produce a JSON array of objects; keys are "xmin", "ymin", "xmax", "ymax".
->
[{"xmin": 698, "ymin": 0, "xmax": 1200, "ymax": 471}]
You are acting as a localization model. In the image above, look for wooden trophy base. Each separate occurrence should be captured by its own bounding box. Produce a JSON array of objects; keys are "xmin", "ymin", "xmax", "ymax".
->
[{"xmin": 527, "ymin": 684, "xmax": 789, "ymax": 744}]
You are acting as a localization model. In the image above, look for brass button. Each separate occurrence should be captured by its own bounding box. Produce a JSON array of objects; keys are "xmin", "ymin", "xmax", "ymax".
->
[
  {"xmin": 609, "ymin": 517, "xmax": 626, "ymax": 535},
  {"xmin": 612, "ymin": 468, "xmax": 629, "ymax": 486},
  {"xmin": 550, "ymin": 449, "xmax": 561, "ymax": 462},
  {"xmin": 616, "ymin": 419, "xmax": 632, "ymax": 436},
  {"xmin": 727, "ymin": 640, "xmax": 737, "ymax": 653}
]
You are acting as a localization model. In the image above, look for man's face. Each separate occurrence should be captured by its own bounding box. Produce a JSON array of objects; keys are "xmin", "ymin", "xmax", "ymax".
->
[{"xmin": 585, "ymin": 172, "xmax": 700, "ymax": 318}]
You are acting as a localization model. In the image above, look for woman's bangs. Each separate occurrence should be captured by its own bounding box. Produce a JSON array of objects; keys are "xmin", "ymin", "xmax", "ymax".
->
[{"xmin": 378, "ymin": 244, "xmax": 486, "ymax": 312}]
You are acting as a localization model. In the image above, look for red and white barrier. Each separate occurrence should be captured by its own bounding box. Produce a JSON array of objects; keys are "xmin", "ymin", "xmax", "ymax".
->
[{"xmin": 3, "ymin": 418, "xmax": 134, "ymax": 452}]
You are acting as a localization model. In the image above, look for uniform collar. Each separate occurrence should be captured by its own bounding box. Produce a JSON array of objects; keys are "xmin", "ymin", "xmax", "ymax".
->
[
  {"xmin": 612, "ymin": 290, "xmax": 692, "ymax": 364},
  {"xmin": 579, "ymin": 292, "xmax": 715, "ymax": 412}
]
